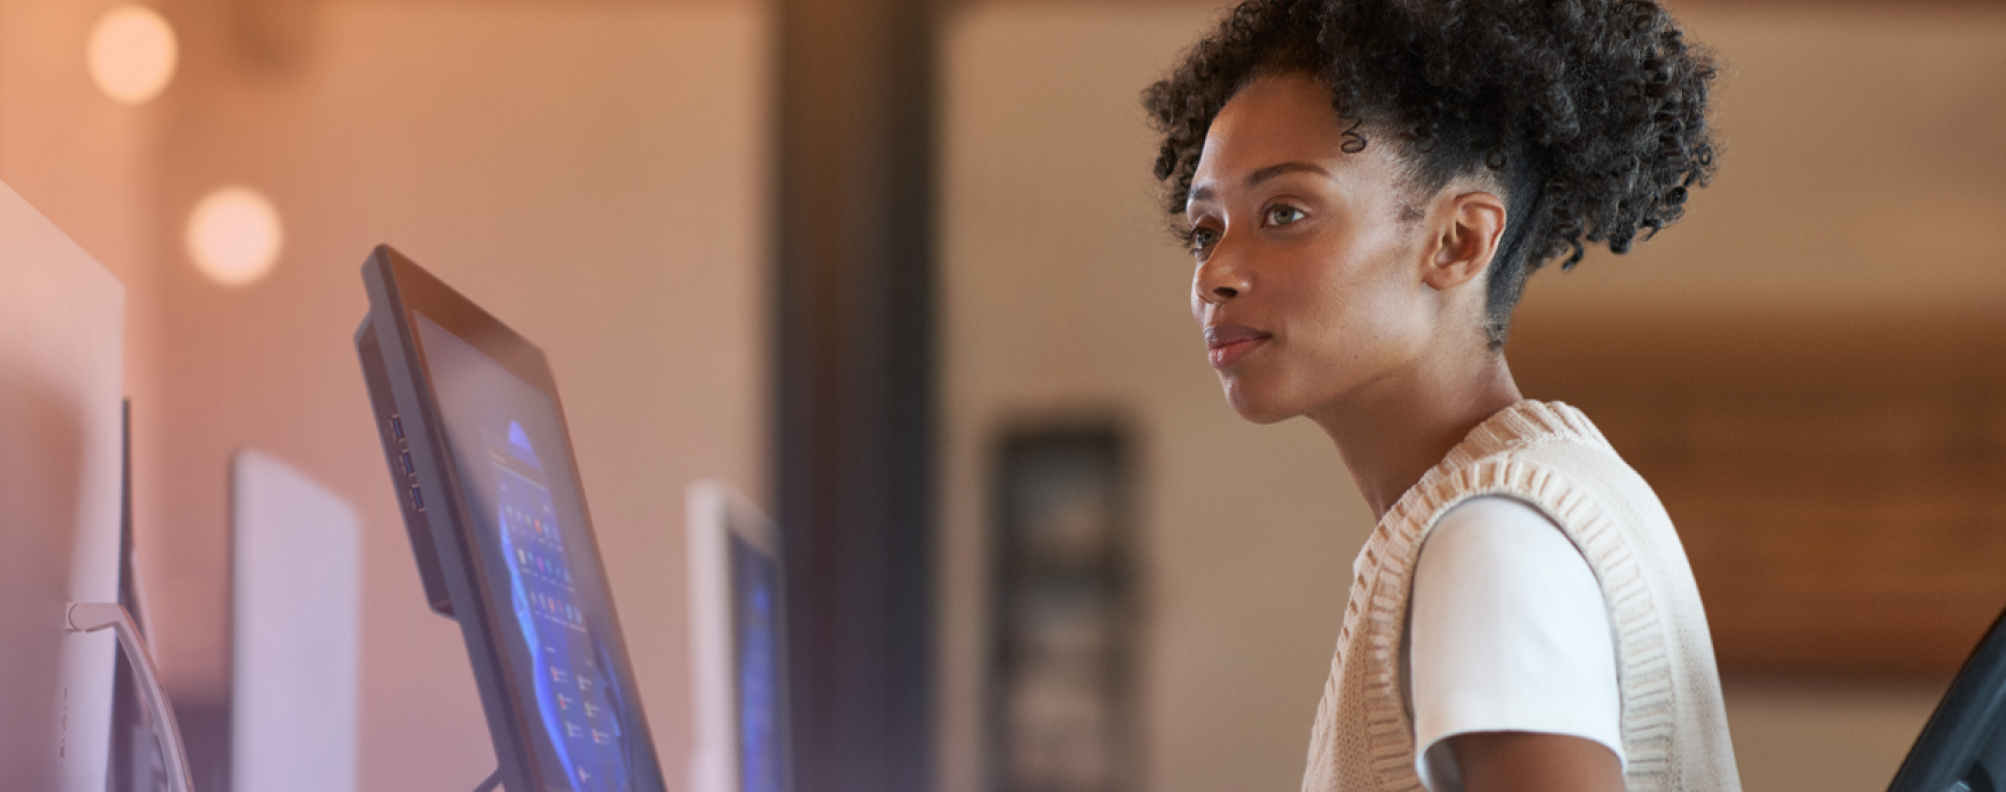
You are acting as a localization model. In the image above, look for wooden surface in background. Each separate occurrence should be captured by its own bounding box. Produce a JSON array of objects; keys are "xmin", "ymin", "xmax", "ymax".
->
[{"xmin": 1510, "ymin": 316, "xmax": 2006, "ymax": 678}]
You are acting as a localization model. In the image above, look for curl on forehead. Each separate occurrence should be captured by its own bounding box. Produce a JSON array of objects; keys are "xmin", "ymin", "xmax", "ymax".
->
[{"xmin": 1186, "ymin": 72, "xmax": 1427, "ymax": 225}]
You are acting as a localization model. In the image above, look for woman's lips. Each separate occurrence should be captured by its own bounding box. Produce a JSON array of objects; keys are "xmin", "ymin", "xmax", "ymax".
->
[{"xmin": 1205, "ymin": 323, "xmax": 1271, "ymax": 369}]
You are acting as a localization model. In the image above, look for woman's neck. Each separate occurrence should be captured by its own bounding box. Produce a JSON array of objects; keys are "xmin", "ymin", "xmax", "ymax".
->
[{"xmin": 1307, "ymin": 350, "xmax": 1523, "ymax": 520}]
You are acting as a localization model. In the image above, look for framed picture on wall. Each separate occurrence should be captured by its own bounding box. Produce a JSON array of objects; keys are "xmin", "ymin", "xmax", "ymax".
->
[{"xmin": 988, "ymin": 426, "xmax": 1138, "ymax": 792}]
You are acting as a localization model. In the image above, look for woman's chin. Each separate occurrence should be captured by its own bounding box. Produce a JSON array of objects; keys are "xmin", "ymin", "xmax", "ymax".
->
[{"xmin": 1224, "ymin": 385, "xmax": 1298, "ymax": 425}]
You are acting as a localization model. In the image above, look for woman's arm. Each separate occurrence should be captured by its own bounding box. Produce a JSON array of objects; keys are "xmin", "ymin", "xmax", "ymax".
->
[
  {"xmin": 1411, "ymin": 498, "xmax": 1628, "ymax": 792},
  {"xmin": 1452, "ymin": 731, "xmax": 1624, "ymax": 792}
]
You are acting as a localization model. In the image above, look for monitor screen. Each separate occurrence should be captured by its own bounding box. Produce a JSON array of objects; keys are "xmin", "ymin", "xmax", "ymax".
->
[
  {"xmin": 731, "ymin": 532, "xmax": 783, "ymax": 792},
  {"xmin": 356, "ymin": 245, "xmax": 664, "ymax": 792},
  {"xmin": 415, "ymin": 312, "xmax": 638, "ymax": 792}
]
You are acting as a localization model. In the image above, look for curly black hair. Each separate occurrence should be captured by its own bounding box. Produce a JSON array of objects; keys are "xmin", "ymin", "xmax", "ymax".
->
[{"xmin": 1143, "ymin": 0, "xmax": 1718, "ymax": 348}]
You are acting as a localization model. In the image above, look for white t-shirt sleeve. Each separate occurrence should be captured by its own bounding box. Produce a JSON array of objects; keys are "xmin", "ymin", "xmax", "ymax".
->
[{"xmin": 1408, "ymin": 496, "xmax": 1625, "ymax": 792}]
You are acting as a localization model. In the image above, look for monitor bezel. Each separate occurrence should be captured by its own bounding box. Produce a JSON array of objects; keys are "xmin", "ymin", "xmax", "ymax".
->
[
  {"xmin": 1887, "ymin": 606, "xmax": 2006, "ymax": 792},
  {"xmin": 356, "ymin": 243, "xmax": 665, "ymax": 792}
]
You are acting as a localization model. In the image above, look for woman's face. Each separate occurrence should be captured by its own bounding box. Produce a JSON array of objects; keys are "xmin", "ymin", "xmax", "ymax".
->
[{"xmin": 1184, "ymin": 72, "xmax": 1442, "ymax": 424}]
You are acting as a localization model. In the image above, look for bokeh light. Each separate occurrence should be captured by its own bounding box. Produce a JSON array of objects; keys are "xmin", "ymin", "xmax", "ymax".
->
[
  {"xmin": 186, "ymin": 187, "xmax": 284, "ymax": 286},
  {"xmin": 87, "ymin": 5, "xmax": 178, "ymax": 105}
]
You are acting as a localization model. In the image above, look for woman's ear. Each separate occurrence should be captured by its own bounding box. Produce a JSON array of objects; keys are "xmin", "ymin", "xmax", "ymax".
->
[{"xmin": 1421, "ymin": 189, "xmax": 1507, "ymax": 291}]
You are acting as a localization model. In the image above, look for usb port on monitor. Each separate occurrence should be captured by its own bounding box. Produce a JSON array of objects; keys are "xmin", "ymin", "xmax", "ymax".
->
[
  {"xmin": 390, "ymin": 415, "xmax": 405, "ymax": 440},
  {"xmin": 410, "ymin": 485, "xmax": 425, "ymax": 511}
]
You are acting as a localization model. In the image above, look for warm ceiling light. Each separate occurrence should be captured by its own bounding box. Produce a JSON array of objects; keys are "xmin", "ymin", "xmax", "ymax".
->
[
  {"xmin": 88, "ymin": 6, "xmax": 177, "ymax": 105},
  {"xmin": 187, "ymin": 187, "xmax": 283, "ymax": 287}
]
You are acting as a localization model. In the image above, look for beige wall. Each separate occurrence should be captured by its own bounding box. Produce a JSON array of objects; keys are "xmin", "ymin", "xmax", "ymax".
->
[
  {"xmin": 939, "ymin": 4, "xmax": 2006, "ymax": 792},
  {"xmin": 3, "ymin": 0, "xmax": 769, "ymax": 789}
]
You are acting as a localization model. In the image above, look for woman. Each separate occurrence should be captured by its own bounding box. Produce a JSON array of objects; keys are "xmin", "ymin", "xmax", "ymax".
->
[{"xmin": 1143, "ymin": 1, "xmax": 1737, "ymax": 791}]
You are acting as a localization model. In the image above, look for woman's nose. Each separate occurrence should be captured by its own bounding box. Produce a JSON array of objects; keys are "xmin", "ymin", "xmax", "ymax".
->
[{"xmin": 1193, "ymin": 246, "xmax": 1246, "ymax": 305}]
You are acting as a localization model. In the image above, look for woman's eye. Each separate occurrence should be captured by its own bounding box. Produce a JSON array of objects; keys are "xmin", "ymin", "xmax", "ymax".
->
[
  {"xmin": 1264, "ymin": 205, "xmax": 1306, "ymax": 227},
  {"xmin": 1186, "ymin": 226, "xmax": 1219, "ymax": 252}
]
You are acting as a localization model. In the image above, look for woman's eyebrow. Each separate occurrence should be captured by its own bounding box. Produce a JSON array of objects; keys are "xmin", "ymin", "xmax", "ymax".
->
[
  {"xmin": 1246, "ymin": 161, "xmax": 1331, "ymax": 187},
  {"xmin": 1188, "ymin": 161, "xmax": 1330, "ymax": 208}
]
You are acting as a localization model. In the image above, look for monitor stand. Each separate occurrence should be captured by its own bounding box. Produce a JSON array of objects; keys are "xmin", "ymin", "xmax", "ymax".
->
[
  {"xmin": 67, "ymin": 602, "xmax": 193, "ymax": 792},
  {"xmin": 71, "ymin": 597, "xmax": 511, "ymax": 792}
]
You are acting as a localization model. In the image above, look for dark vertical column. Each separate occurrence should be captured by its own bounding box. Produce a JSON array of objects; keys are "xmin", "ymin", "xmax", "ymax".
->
[{"xmin": 774, "ymin": 0, "xmax": 936, "ymax": 789}]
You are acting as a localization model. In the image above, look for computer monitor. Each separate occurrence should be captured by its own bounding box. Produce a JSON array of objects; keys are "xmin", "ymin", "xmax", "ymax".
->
[
  {"xmin": 1888, "ymin": 606, "xmax": 2006, "ymax": 792},
  {"xmin": 0, "ymin": 177, "xmax": 127, "ymax": 792},
  {"xmin": 355, "ymin": 244, "xmax": 666, "ymax": 792},
  {"xmin": 685, "ymin": 480, "xmax": 790, "ymax": 792},
  {"xmin": 230, "ymin": 449, "xmax": 361, "ymax": 792}
]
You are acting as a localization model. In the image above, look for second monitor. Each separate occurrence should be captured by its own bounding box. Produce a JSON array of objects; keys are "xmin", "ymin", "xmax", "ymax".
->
[
  {"xmin": 356, "ymin": 245, "xmax": 666, "ymax": 792},
  {"xmin": 686, "ymin": 479, "xmax": 791, "ymax": 792}
]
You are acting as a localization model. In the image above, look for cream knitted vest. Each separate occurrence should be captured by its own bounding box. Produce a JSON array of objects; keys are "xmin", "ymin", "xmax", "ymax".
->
[{"xmin": 1300, "ymin": 401, "xmax": 1740, "ymax": 792}]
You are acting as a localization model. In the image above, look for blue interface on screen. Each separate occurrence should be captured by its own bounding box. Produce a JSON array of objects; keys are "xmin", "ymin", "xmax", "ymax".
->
[
  {"xmin": 416, "ymin": 313, "xmax": 636, "ymax": 792},
  {"xmin": 732, "ymin": 535, "xmax": 783, "ymax": 792}
]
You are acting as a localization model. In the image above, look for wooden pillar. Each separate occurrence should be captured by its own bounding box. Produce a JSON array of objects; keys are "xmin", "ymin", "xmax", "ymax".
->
[{"xmin": 774, "ymin": 0, "xmax": 937, "ymax": 789}]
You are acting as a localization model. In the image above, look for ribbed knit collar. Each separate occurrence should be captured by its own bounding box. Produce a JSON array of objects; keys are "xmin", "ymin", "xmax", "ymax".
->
[{"xmin": 1382, "ymin": 400, "xmax": 1606, "ymax": 532}]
